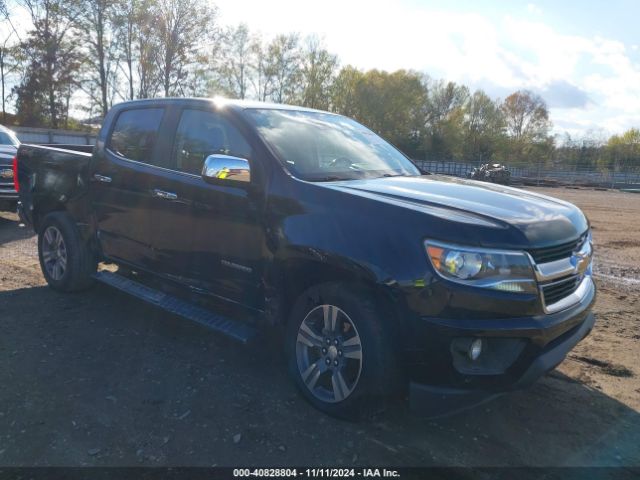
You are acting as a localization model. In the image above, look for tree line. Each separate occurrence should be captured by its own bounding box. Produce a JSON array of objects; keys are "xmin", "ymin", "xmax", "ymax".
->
[{"xmin": 0, "ymin": 0, "xmax": 638, "ymax": 173}]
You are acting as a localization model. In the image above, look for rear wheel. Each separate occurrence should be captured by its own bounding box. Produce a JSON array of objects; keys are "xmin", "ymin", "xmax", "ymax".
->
[
  {"xmin": 38, "ymin": 212, "xmax": 97, "ymax": 292},
  {"xmin": 286, "ymin": 283, "xmax": 399, "ymax": 420}
]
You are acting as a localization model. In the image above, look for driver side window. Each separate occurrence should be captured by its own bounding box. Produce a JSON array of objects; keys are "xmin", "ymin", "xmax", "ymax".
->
[{"xmin": 173, "ymin": 109, "xmax": 252, "ymax": 175}]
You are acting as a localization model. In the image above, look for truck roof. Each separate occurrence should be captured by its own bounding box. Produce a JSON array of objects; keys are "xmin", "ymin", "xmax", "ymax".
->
[{"xmin": 110, "ymin": 97, "xmax": 334, "ymax": 115}]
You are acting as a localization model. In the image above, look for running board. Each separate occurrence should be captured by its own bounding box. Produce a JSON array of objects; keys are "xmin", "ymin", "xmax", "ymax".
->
[{"xmin": 93, "ymin": 270, "xmax": 258, "ymax": 344}]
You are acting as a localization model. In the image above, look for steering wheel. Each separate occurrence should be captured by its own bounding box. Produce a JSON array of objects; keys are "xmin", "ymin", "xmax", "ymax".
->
[{"xmin": 328, "ymin": 157, "xmax": 356, "ymax": 169}]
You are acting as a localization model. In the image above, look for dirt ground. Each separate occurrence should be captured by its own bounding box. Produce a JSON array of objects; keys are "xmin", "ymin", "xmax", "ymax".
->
[{"xmin": 0, "ymin": 187, "xmax": 638, "ymax": 467}]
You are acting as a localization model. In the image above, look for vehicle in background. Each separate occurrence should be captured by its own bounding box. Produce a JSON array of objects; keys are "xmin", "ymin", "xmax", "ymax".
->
[
  {"xmin": 469, "ymin": 163, "xmax": 511, "ymax": 185},
  {"xmin": 0, "ymin": 125, "xmax": 20, "ymax": 212},
  {"xmin": 15, "ymin": 98, "xmax": 595, "ymax": 419}
]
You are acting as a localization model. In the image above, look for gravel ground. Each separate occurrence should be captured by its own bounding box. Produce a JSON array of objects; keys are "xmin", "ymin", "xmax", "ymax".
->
[{"xmin": 0, "ymin": 187, "xmax": 638, "ymax": 467}]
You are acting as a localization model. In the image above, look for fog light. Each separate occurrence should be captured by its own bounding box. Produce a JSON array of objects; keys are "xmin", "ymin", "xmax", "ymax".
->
[{"xmin": 468, "ymin": 338, "xmax": 483, "ymax": 361}]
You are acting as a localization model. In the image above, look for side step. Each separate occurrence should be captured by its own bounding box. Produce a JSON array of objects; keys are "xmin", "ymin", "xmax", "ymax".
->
[{"xmin": 93, "ymin": 270, "xmax": 258, "ymax": 344}]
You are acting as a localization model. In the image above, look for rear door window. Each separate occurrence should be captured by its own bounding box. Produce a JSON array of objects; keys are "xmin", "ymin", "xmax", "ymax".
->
[{"xmin": 107, "ymin": 108, "xmax": 164, "ymax": 165}]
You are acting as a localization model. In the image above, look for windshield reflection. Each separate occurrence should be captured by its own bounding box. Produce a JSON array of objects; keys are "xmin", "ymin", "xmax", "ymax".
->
[{"xmin": 244, "ymin": 109, "xmax": 420, "ymax": 181}]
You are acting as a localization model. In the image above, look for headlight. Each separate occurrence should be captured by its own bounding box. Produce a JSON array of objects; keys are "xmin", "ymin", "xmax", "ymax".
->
[{"xmin": 425, "ymin": 241, "xmax": 537, "ymax": 294}]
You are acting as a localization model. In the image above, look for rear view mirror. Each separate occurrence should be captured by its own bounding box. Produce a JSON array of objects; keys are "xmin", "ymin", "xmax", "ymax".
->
[{"xmin": 202, "ymin": 154, "xmax": 251, "ymax": 183}]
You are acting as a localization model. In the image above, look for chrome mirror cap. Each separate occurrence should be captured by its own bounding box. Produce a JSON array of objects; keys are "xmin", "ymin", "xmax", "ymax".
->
[{"xmin": 202, "ymin": 154, "xmax": 251, "ymax": 183}]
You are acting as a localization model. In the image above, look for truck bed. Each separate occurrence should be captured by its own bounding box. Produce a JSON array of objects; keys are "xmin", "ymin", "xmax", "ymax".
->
[{"xmin": 16, "ymin": 144, "xmax": 94, "ymax": 228}]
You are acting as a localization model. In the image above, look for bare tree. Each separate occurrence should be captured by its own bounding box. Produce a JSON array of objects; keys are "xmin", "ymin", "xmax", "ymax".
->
[
  {"xmin": 136, "ymin": 3, "xmax": 161, "ymax": 98},
  {"xmin": 265, "ymin": 33, "xmax": 301, "ymax": 103},
  {"xmin": 248, "ymin": 34, "xmax": 272, "ymax": 101},
  {"xmin": 154, "ymin": 0, "xmax": 217, "ymax": 97},
  {"xmin": 215, "ymin": 24, "xmax": 252, "ymax": 99},
  {"xmin": 112, "ymin": 0, "xmax": 141, "ymax": 100},
  {"xmin": 299, "ymin": 36, "xmax": 337, "ymax": 109},
  {"xmin": 0, "ymin": 0, "xmax": 23, "ymax": 120},
  {"xmin": 0, "ymin": 29, "xmax": 20, "ymax": 122},
  {"xmin": 14, "ymin": 0, "xmax": 83, "ymax": 127},
  {"xmin": 112, "ymin": 0, "xmax": 165, "ymax": 100},
  {"xmin": 77, "ymin": 0, "xmax": 121, "ymax": 117}
]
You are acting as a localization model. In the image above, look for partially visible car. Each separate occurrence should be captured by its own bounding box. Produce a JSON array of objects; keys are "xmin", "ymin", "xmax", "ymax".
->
[
  {"xmin": 0, "ymin": 124, "xmax": 20, "ymax": 212},
  {"xmin": 469, "ymin": 163, "xmax": 511, "ymax": 185}
]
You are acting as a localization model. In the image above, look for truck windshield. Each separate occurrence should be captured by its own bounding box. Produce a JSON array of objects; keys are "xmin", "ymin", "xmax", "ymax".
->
[{"xmin": 244, "ymin": 108, "xmax": 420, "ymax": 181}]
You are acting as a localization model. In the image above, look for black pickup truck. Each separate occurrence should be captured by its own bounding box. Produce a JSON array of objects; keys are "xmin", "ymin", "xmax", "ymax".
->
[
  {"xmin": 0, "ymin": 125, "xmax": 21, "ymax": 211},
  {"xmin": 16, "ymin": 98, "xmax": 596, "ymax": 418}
]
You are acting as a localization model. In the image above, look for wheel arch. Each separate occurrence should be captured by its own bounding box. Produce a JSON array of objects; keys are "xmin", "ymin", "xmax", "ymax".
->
[
  {"xmin": 33, "ymin": 199, "xmax": 96, "ymax": 251},
  {"xmin": 265, "ymin": 247, "xmax": 406, "ymax": 335},
  {"xmin": 33, "ymin": 202, "xmax": 67, "ymax": 232}
]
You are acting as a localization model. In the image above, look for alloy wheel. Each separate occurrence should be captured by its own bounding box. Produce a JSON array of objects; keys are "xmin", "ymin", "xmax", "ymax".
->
[
  {"xmin": 42, "ymin": 226, "xmax": 67, "ymax": 281},
  {"xmin": 295, "ymin": 304, "xmax": 363, "ymax": 403}
]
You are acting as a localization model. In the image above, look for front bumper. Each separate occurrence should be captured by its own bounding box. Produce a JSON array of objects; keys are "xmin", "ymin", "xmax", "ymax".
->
[
  {"xmin": 0, "ymin": 190, "xmax": 17, "ymax": 201},
  {"xmin": 0, "ymin": 191, "xmax": 18, "ymax": 211},
  {"xmin": 409, "ymin": 311, "xmax": 595, "ymax": 416},
  {"xmin": 405, "ymin": 276, "xmax": 596, "ymax": 415}
]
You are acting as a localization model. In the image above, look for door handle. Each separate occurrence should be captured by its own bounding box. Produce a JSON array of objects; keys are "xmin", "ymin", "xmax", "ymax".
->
[
  {"xmin": 152, "ymin": 189, "xmax": 178, "ymax": 201},
  {"xmin": 93, "ymin": 174, "xmax": 112, "ymax": 183}
]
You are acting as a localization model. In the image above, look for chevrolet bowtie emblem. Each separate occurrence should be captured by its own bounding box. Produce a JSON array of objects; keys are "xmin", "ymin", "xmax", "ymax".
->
[
  {"xmin": 0, "ymin": 168, "xmax": 13, "ymax": 179},
  {"xmin": 571, "ymin": 242, "xmax": 592, "ymax": 275}
]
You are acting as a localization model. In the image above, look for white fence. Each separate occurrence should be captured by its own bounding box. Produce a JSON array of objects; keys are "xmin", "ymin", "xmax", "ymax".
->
[
  {"xmin": 12, "ymin": 126, "xmax": 97, "ymax": 145},
  {"xmin": 417, "ymin": 160, "xmax": 640, "ymax": 189}
]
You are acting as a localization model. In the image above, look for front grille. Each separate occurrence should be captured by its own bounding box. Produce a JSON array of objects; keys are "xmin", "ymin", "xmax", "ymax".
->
[
  {"xmin": 542, "ymin": 274, "xmax": 582, "ymax": 306},
  {"xmin": 528, "ymin": 233, "xmax": 586, "ymax": 264},
  {"xmin": 0, "ymin": 181, "xmax": 16, "ymax": 197}
]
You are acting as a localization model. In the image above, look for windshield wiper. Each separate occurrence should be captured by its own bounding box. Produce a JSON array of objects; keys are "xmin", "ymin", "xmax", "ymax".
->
[
  {"xmin": 315, "ymin": 176, "xmax": 348, "ymax": 182},
  {"xmin": 381, "ymin": 173, "xmax": 408, "ymax": 178}
]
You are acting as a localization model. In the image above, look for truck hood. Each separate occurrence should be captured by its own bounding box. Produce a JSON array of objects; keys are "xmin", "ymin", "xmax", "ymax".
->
[{"xmin": 323, "ymin": 175, "xmax": 589, "ymax": 247}]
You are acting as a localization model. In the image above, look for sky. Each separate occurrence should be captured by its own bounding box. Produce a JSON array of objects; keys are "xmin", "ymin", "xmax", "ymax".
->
[{"xmin": 214, "ymin": 0, "xmax": 640, "ymax": 138}]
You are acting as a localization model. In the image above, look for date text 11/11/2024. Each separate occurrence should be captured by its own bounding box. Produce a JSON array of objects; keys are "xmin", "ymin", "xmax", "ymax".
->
[{"xmin": 233, "ymin": 468, "xmax": 401, "ymax": 478}]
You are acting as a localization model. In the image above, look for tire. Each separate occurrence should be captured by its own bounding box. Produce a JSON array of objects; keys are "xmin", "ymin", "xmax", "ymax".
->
[
  {"xmin": 285, "ymin": 282, "xmax": 399, "ymax": 420},
  {"xmin": 38, "ymin": 211, "xmax": 97, "ymax": 292}
]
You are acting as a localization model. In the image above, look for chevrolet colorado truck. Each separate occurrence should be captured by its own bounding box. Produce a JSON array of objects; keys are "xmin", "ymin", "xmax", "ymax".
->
[{"xmin": 15, "ymin": 98, "xmax": 596, "ymax": 418}]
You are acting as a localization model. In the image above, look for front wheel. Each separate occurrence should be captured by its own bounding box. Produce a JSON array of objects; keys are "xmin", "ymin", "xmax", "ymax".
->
[
  {"xmin": 286, "ymin": 283, "xmax": 399, "ymax": 420},
  {"xmin": 38, "ymin": 212, "xmax": 97, "ymax": 292}
]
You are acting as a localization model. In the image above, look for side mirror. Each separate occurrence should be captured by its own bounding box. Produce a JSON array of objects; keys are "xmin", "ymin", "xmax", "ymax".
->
[{"xmin": 202, "ymin": 154, "xmax": 251, "ymax": 184}]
